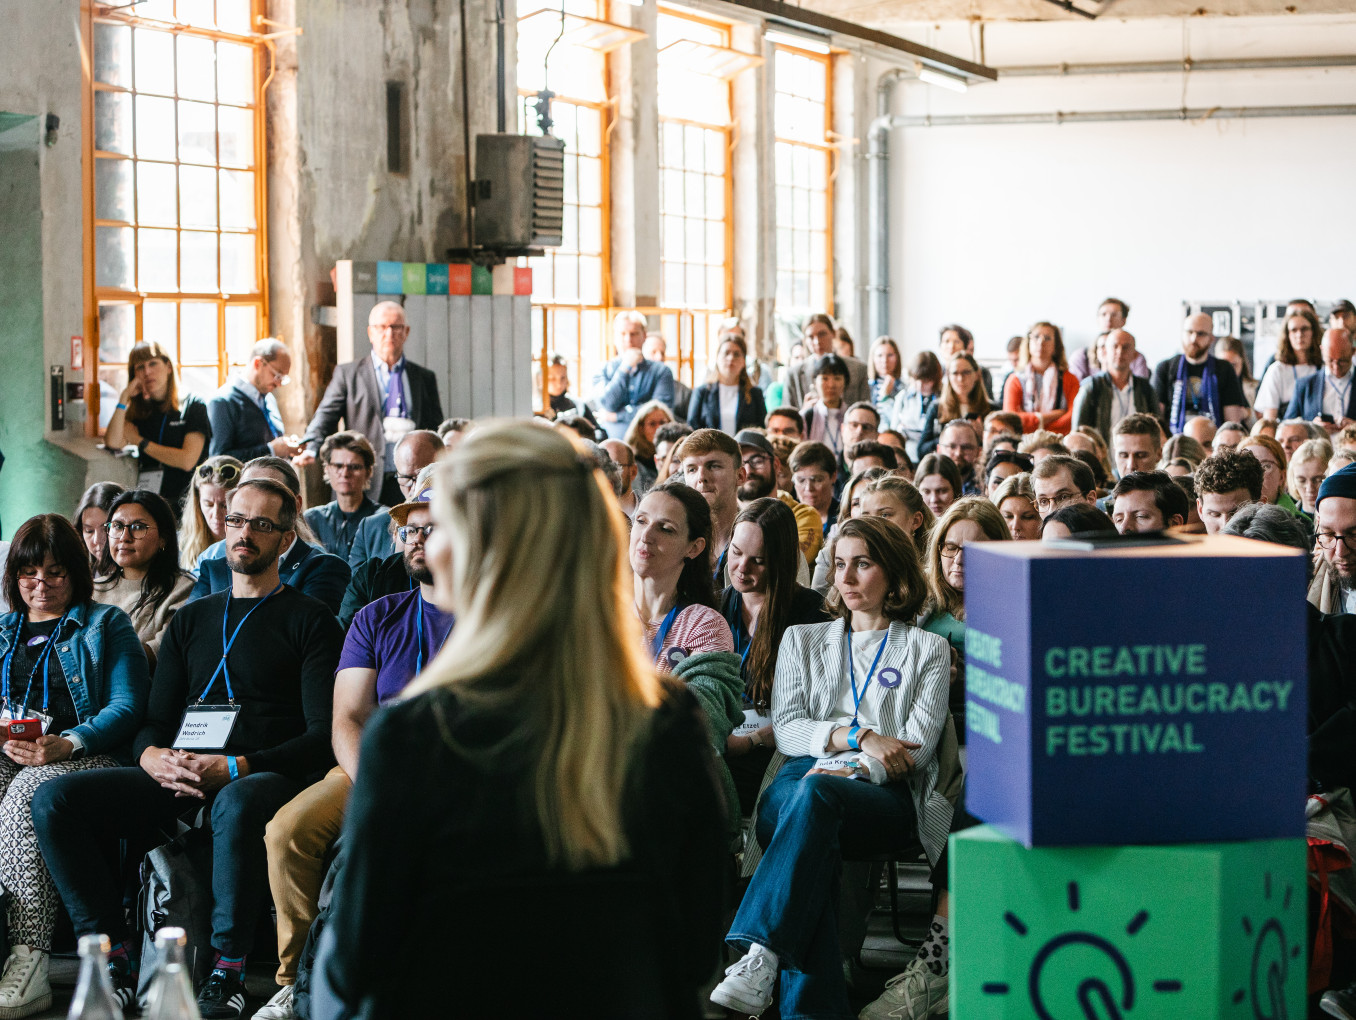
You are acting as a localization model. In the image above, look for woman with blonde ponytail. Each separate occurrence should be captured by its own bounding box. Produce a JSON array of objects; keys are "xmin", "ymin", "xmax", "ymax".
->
[{"xmin": 315, "ymin": 420, "xmax": 729, "ymax": 1019}]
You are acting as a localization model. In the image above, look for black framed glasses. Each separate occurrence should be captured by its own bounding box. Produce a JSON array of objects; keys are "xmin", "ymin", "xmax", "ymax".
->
[
  {"xmin": 224, "ymin": 514, "xmax": 282, "ymax": 534},
  {"xmin": 397, "ymin": 524, "xmax": 436, "ymax": 543},
  {"xmin": 1316, "ymin": 531, "xmax": 1356, "ymax": 553},
  {"xmin": 103, "ymin": 520, "xmax": 154, "ymax": 536}
]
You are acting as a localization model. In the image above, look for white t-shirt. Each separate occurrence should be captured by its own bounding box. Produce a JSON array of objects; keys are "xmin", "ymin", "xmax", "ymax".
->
[
  {"xmin": 718, "ymin": 383, "xmax": 740, "ymax": 435},
  {"xmin": 1255, "ymin": 362, "xmax": 1318, "ymax": 415},
  {"xmin": 1323, "ymin": 371, "xmax": 1354, "ymax": 421},
  {"xmin": 816, "ymin": 628, "xmax": 886, "ymax": 769}
]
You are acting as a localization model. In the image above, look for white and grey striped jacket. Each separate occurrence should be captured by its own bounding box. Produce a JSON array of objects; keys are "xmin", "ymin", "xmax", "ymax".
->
[{"xmin": 771, "ymin": 618, "xmax": 954, "ymax": 864}]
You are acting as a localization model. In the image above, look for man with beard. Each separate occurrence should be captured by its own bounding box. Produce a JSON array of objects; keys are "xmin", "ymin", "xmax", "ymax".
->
[
  {"xmin": 33, "ymin": 479, "xmax": 342, "ymax": 1019},
  {"xmin": 735, "ymin": 429, "xmax": 822, "ymax": 567},
  {"xmin": 254, "ymin": 483, "xmax": 453, "ymax": 1020}
]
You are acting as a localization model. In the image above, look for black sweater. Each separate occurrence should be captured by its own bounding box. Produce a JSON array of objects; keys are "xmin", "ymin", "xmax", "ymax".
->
[
  {"xmin": 135, "ymin": 586, "xmax": 342, "ymax": 780},
  {"xmin": 320, "ymin": 679, "xmax": 729, "ymax": 1019}
]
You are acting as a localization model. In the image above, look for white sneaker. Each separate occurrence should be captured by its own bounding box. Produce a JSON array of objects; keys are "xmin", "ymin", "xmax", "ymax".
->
[
  {"xmin": 0, "ymin": 946, "xmax": 51, "ymax": 1019},
  {"xmin": 858, "ymin": 957, "xmax": 948, "ymax": 1020},
  {"xmin": 710, "ymin": 945, "xmax": 777, "ymax": 1017},
  {"xmin": 252, "ymin": 984, "xmax": 296, "ymax": 1020}
]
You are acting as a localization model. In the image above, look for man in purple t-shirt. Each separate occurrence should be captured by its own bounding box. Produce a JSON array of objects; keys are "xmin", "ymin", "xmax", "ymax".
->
[{"xmin": 254, "ymin": 485, "xmax": 453, "ymax": 1018}]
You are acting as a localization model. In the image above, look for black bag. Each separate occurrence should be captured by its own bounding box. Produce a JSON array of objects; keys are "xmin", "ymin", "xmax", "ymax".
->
[
  {"xmin": 292, "ymin": 843, "xmax": 344, "ymax": 1020},
  {"xmin": 136, "ymin": 826, "xmax": 214, "ymax": 1006}
]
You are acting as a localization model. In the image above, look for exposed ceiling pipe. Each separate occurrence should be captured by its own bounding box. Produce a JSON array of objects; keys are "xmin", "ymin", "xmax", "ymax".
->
[
  {"xmin": 887, "ymin": 104, "xmax": 1356, "ymax": 128},
  {"xmin": 998, "ymin": 54, "xmax": 1356, "ymax": 77},
  {"xmin": 868, "ymin": 69, "xmax": 907, "ymax": 344}
]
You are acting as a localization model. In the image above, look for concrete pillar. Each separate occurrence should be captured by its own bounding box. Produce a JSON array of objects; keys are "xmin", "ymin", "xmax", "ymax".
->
[
  {"xmin": 730, "ymin": 23, "xmax": 776, "ymax": 364},
  {"xmin": 607, "ymin": 0, "xmax": 660, "ymax": 314}
]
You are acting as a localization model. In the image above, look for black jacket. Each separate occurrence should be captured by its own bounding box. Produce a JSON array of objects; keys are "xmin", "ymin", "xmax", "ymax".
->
[
  {"xmin": 686, "ymin": 382, "xmax": 766, "ymax": 435},
  {"xmin": 1308, "ymin": 605, "xmax": 1356, "ymax": 794}
]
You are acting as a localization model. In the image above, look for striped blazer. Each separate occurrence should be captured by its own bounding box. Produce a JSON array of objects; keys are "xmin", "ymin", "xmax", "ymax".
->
[{"xmin": 771, "ymin": 618, "xmax": 953, "ymax": 864}]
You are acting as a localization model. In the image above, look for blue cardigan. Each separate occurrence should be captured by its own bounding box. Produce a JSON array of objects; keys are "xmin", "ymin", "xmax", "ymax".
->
[
  {"xmin": 1286, "ymin": 371, "xmax": 1356, "ymax": 422},
  {"xmin": 0, "ymin": 601, "xmax": 149, "ymax": 762},
  {"xmin": 686, "ymin": 382, "xmax": 767, "ymax": 434},
  {"xmin": 191, "ymin": 539, "xmax": 351, "ymax": 615}
]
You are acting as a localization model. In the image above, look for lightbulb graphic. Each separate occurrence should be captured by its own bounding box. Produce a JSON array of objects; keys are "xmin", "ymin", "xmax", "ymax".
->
[
  {"xmin": 1231, "ymin": 871, "xmax": 1300, "ymax": 1020},
  {"xmin": 983, "ymin": 881, "xmax": 1184, "ymax": 1019}
]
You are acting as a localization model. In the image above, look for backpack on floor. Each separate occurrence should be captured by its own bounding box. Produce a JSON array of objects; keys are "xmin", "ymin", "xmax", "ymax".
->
[{"xmin": 136, "ymin": 825, "xmax": 215, "ymax": 1006}]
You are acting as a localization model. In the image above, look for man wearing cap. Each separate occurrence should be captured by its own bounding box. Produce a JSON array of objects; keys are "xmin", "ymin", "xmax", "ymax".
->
[
  {"xmin": 255, "ymin": 482, "xmax": 453, "ymax": 1020},
  {"xmin": 1285, "ymin": 328, "xmax": 1356, "ymax": 435},
  {"xmin": 294, "ymin": 301, "xmax": 444, "ymax": 505},
  {"xmin": 1310, "ymin": 463, "xmax": 1356, "ymax": 615},
  {"xmin": 1331, "ymin": 300, "xmax": 1356, "ymax": 336},
  {"xmin": 735, "ymin": 429, "xmax": 822, "ymax": 566}
]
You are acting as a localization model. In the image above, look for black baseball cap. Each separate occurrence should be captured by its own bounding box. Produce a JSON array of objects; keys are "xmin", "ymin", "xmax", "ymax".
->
[
  {"xmin": 734, "ymin": 429, "xmax": 775, "ymax": 460},
  {"xmin": 1332, "ymin": 299, "xmax": 1355, "ymax": 317}
]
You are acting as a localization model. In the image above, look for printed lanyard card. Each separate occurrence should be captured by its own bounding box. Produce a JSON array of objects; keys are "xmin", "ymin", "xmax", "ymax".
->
[
  {"xmin": 174, "ymin": 704, "xmax": 241, "ymax": 750},
  {"xmin": 136, "ymin": 469, "xmax": 165, "ymax": 493}
]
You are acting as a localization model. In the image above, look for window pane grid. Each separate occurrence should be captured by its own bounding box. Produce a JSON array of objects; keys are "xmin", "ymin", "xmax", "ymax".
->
[
  {"xmin": 773, "ymin": 45, "xmax": 831, "ymax": 317},
  {"xmin": 91, "ymin": 5, "xmax": 264, "ymax": 400}
]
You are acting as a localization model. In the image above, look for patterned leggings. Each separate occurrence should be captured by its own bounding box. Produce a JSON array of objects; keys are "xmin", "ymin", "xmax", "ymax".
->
[{"xmin": 0, "ymin": 755, "xmax": 119, "ymax": 951}]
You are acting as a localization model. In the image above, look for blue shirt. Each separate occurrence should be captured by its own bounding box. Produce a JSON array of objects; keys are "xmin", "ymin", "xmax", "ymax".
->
[{"xmin": 591, "ymin": 357, "xmax": 676, "ymax": 439}]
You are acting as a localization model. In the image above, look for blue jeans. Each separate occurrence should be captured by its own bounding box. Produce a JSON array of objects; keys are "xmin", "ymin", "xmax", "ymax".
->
[
  {"xmin": 728, "ymin": 757, "xmax": 918, "ymax": 1020},
  {"xmin": 32, "ymin": 765, "xmax": 303, "ymax": 957}
]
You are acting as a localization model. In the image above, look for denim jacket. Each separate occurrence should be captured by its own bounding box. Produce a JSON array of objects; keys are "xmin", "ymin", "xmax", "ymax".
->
[{"xmin": 0, "ymin": 600, "xmax": 150, "ymax": 763}]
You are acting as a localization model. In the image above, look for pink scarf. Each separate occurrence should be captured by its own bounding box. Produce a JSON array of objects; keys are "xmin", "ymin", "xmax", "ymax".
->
[{"xmin": 1019, "ymin": 364, "xmax": 1062, "ymax": 413}]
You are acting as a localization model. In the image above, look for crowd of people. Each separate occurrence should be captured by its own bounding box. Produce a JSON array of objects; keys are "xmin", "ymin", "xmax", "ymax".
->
[{"xmin": 0, "ymin": 296, "xmax": 1353, "ymax": 1020}]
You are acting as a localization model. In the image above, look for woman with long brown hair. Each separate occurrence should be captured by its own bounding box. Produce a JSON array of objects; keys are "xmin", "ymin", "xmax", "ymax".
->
[
  {"xmin": 919, "ymin": 353, "xmax": 991, "ymax": 456},
  {"xmin": 687, "ymin": 333, "xmax": 767, "ymax": 435},
  {"xmin": 1002, "ymin": 321, "xmax": 1081, "ymax": 434},
  {"xmin": 1255, "ymin": 308, "xmax": 1323, "ymax": 420},
  {"xmin": 719, "ymin": 498, "xmax": 829, "ymax": 814},
  {"xmin": 622, "ymin": 400, "xmax": 677, "ymax": 493},
  {"xmin": 103, "ymin": 341, "xmax": 211, "ymax": 514}
]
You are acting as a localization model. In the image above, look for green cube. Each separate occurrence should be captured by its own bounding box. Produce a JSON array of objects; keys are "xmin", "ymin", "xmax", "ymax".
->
[{"xmin": 951, "ymin": 826, "xmax": 1305, "ymax": 1018}]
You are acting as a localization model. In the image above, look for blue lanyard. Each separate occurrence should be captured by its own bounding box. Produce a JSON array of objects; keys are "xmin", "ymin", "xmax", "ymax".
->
[
  {"xmin": 845, "ymin": 622, "xmax": 889, "ymax": 728},
  {"xmin": 1327, "ymin": 373, "xmax": 1352, "ymax": 415},
  {"xmin": 730, "ymin": 599, "xmax": 754, "ymax": 673},
  {"xmin": 2, "ymin": 612, "xmax": 70, "ymax": 716},
  {"xmin": 204, "ymin": 584, "xmax": 283, "ymax": 703},
  {"xmin": 649, "ymin": 604, "xmax": 682, "ymax": 660},
  {"xmin": 413, "ymin": 593, "xmax": 451, "ymax": 675},
  {"xmin": 713, "ymin": 548, "xmax": 728, "ymax": 585}
]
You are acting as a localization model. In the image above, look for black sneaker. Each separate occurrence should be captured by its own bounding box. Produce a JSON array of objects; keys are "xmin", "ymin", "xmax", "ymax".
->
[{"xmin": 197, "ymin": 968, "xmax": 248, "ymax": 1020}]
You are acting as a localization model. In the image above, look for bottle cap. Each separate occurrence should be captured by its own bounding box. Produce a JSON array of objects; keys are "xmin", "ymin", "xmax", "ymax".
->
[
  {"xmin": 78, "ymin": 933, "xmax": 111, "ymax": 955},
  {"xmin": 154, "ymin": 926, "xmax": 188, "ymax": 948}
]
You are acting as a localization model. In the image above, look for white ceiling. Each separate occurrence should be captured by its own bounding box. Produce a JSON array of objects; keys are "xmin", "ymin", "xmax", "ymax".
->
[{"xmin": 801, "ymin": 0, "xmax": 1356, "ymax": 28}]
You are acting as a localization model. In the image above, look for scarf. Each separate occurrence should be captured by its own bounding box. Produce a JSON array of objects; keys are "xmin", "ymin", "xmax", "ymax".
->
[
  {"xmin": 1169, "ymin": 354, "xmax": 1220, "ymax": 435},
  {"xmin": 1019, "ymin": 364, "xmax": 1062, "ymax": 414}
]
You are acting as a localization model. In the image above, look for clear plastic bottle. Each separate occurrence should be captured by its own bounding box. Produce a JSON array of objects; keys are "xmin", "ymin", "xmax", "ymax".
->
[
  {"xmin": 144, "ymin": 927, "xmax": 201, "ymax": 1020},
  {"xmin": 67, "ymin": 934, "xmax": 123, "ymax": 1020}
]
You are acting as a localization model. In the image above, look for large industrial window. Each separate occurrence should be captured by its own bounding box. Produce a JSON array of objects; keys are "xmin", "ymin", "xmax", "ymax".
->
[
  {"xmin": 517, "ymin": 0, "xmax": 615, "ymax": 401},
  {"xmin": 656, "ymin": 9, "xmax": 732, "ymax": 314},
  {"xmin": 86, "ymin": 0, "xmax": 268, "ymax": 426},
  {"xmin": 773, "ymin": 44, "xmax": 833, "ymax": 319}
]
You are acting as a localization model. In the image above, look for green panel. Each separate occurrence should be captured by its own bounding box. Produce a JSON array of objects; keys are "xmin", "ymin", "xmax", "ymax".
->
[
  {"xmin": 470, "ymin": 264, "xmax": 493, "ymax": 295},
  {"xmin": 0, "ymin": 116, "xmax": 86, "ymax": 537},
  {"xmin": 401, "ymin": 262, "xmax": 427, "ymax": 295},
  {"xmin": 951, "ymin": 826, "xmax": 1305, "ymax": 1018}
]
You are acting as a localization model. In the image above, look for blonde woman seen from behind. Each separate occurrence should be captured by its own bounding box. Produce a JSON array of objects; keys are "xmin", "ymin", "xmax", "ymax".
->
[{"xmin": 312, "ymin": 421, "xmax": 729, "ymax": 1019}]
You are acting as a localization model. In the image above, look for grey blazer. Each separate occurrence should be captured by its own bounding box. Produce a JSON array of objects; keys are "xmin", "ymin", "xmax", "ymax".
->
[
  {"xmin": 784, "ymin": 355, "xmax": 871, "ymax": 410},
  {"xmin": 302, "ymin": 357, "xmax": 444, "ymax": 496},
  {"xmin": 771, "ymin": 618, "xmax": 953, "ymax": 864},
  {"xmin": 1070, "ymin": 372, "xmax": 1160, "ymax": 444}
]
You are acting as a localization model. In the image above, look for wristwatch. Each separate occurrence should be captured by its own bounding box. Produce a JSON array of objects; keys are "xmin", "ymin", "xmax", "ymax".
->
[
  {"xmin": 749, "ymin": 731, "xmax": 762, "ymax": 749},
  {"xmin": 138, "ymin": 438, "xmax": 150, "ymax": 456}
]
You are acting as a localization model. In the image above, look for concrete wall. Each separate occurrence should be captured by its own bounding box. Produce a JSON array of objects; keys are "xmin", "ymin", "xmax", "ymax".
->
[{"xmin": 875, "ymin": 15, "xmax": 1356, "ymax": 368}]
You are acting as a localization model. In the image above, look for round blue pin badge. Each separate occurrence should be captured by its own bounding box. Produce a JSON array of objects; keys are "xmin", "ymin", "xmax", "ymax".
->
[{"xmin": 878, "ymin": 667, "xmax": 902, "ymax": 688}]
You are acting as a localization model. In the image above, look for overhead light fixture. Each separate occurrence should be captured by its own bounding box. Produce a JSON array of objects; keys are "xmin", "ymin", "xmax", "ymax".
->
[
  {"xmin": 765, "ymin": 28, "xmax": 831, "ymax": 54},
  {"xmin": 916, "ymin": 64, "xmax": 969, "ymax": 93}
]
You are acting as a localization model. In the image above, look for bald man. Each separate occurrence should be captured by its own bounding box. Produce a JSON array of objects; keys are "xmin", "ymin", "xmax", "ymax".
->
[
  {"xmin": 1152, "ymin": 312, "xmax": 1248, "ymax": 433},
  {"xmin": 1070, "ymin": 329, "xmax": 1159, "ymax": 445},
  {"xmin": 1286, "ymin": 328, "xmax": 1356, "ymax": 434},
  {"xmin": 298, "ymin": 301, "xmax": 444, "ymax": 504}
]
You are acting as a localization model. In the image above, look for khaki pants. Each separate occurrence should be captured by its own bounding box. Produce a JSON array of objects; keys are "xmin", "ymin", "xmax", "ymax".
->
[{"xmin": 264, "ymin": 765, "xmax": 351, "ymax": 984}]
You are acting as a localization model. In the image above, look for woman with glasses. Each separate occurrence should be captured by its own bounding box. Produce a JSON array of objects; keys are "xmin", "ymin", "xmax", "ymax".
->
[
  {"xmin": 1237, "ymin": 435, "xmax": 1305, "ymax": 518},
  {"xmin": 918, "ymin": 353, "xmax": 992, "ymax": 457},
  {"xmin": 177, "ymin": 457, "xmax": 243, "ymax": 571},
  {"xmin": 0, "ymin": 514, "xmax": 148, "ymax": 1017},
  {"xmin": 71, "ymin": 482, "xmax": 126, "ymax": 581},
  {"xmin": 103, "ymin": 342, "xmax": 212, "ymax": 515},
  {"xmin": 1288, "ymin": 438, "xmax": 1333, "ymax": 518},
  {"xmin": 92, "ymin": 491, "xmax": 195, "ymax": 668}
]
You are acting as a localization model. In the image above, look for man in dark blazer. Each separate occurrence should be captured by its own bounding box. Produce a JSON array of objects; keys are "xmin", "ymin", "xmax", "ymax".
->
[
  {"xmin": 1285, "ymin": 327, "xmax": 1355, "ymax": 433},
  {"xmin": 295, "ymin": 301, "xmax": 443, "ymax": 504},
  {"xmin": 207, "ymin": 339, "xmax": 300, "ymax": 462}
]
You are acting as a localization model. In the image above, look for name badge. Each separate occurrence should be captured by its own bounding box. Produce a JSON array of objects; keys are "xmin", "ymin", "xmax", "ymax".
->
[
  {"xmin": 734, "ymin": 708, "xmax": 770, "ymax": 737},
  {"xmin": 173, "ymin": 705, "xmax": 241, "ymax": 750},
  {"xmin": 137, "ymin": 469, "xmax": 165, "ymax": 493},
  {"xmin": 0, "ymin": 707, "xmax": 52, "ymax": 734}
]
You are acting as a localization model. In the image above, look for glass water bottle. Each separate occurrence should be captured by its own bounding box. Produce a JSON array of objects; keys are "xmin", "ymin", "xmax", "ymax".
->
[
  {"xmin": 144, "ymin": 927, "xmax": 201, "ymax": 1020},
  {"xmin": 67, "ymin": 933, "xmax": 123, "ymax": 1020}
]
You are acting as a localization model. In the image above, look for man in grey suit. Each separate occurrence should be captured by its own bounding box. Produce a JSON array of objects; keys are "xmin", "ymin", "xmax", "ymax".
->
[
  {"xmin": 782, "ymin": 314, "xmax": 869, "ymax": 410},
  {"xmin": 295, "ymin": 301, "xmax": 444, "ymax": 505}
]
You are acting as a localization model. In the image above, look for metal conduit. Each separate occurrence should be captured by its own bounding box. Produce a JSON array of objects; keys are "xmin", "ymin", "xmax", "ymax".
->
[
  {"xmin": 868, "ymin": 69, "xmax": 907, "ymax": 343},
  {"xmin": 888, "ymin": 104, "xmax": 1356, "ymax": 128},
  {"xmin": 997, "ymin": 54, "xmax": 1356, "ymax": 77}
]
